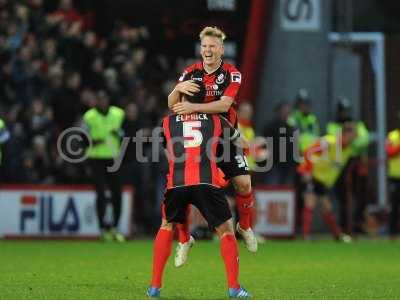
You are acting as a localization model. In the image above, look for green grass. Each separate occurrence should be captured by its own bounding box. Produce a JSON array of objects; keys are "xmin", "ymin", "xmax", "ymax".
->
[{"xmin": 0, "ymin": 239, "xmax": 400, "ymax": 299}]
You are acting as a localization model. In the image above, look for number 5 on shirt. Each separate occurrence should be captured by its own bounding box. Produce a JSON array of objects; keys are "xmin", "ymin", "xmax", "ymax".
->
[{"xmin": 183, "ymin": 121, "xmax": 203, "ymax": 148}]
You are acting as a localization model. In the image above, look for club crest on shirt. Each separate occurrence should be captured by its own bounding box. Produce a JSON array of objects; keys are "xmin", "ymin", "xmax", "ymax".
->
[{"xmin": 216, "ymin": 73, "xmax": 225, "ymax": 84}]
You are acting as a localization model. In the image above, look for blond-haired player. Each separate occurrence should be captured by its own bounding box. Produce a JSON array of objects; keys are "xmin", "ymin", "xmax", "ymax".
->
[{"xmin": 167, "ymin": 26, "xmax": 258, "ymax": 290}]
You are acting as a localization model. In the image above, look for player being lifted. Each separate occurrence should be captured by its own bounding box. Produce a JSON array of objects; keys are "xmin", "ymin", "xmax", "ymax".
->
[
  {"xmin": 168, "ymin": 26, "xmax": 257, "ymax": 267},
  {"xmin": 147, "ymin": 110, "xmax": 251, "ymax": 298}
]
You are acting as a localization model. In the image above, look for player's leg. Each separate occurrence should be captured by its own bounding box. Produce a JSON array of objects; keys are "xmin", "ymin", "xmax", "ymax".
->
[
  {"xmin": 193, "ymin": 185, "xmax": 251, "ymax": 298},
  {"xmin": 302, "ymin": 190, "xmax": 317, "ymax": 240},
  {"xmin": 215, "ymin": 220, "xmax": 240, "ymax": 289},
  {"xmin": 219, "ymin": 145, "xmax": 258, "ymax": 252},
  {"xmin": 175, "ymin": 169, "xmax": 230, "ymax": 267},
  {"xmin": 215, "ymin": 220, "xmax": 251, "ymax": 298},
  {"xmin": 321, "ymin": 195, "xmax": 341, "ymax": 238},
  {"xmin": 176, "ymin": 205, "xmax": 191, "ymax": 244},
  {"xmin": 321, "ymin": 195, "xmax": 351, "ymax": 242},
  {"xmin": 174, "ymin": 205, "xmax": 195, "ymax": 268},
  {"xmin": 148, "ymin": 216, "xmax": 174, "ymax": 297},
  {"xmin": 232, "ymin": 174, "xmax": 253, "ymax": 230},
  {"xmin": 231, "ymin": 174, "xmax": 258, "ymax": 252},
  {"xmin": 148, "ymin": 188, "xmax": 188, "ymax": 296}
]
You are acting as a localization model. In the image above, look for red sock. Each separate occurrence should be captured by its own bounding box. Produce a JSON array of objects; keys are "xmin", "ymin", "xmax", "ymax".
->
[
  {"xmin": 323, "ymin": 212, "xmax": 341, "ymax": 238},
  {"xmin": 236, "ymin": 192, "xmax": 254, "ymax": 230},
  {"xmin": 176, "ymin": 206, "xmax": 191, "ymax": 243},
  {"xmin": 176, "ymin": 223, "xmax": 190, "ymax": 244},
  {"xmin": 302, "ymin": 207, "xmax": 313, "ymax": 238},
  {"xmin": 150, "ymin": 229, "xmax": 173, "ymax": 288},
  {"xmin": 220, "ymin": 234, "xmax": 240, "ymax": 289}
]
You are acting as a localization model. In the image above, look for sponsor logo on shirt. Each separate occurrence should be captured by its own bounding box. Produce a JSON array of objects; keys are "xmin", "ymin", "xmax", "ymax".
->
[
  {"xmin": 231, "ymin": 71, "xmax": 241, "ymax": 83},
  {"xmin": 205, "ymin": 84, "xmax": 223, "ymax": 96}
]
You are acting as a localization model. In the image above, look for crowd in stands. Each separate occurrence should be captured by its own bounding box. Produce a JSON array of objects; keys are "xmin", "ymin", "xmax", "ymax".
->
[{"xmin": 0, "ymin": 0, "xmax": 181, "ymax": 185}]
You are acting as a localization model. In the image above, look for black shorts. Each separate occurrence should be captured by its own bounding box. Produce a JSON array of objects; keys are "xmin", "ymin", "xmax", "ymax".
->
[
  {"xmin": 304, "ymin": 178, "xmax": 329, "ymax": 196},
  {"xmin": 217, "ymin": 141, "xmax": 250, "ymax": 180},
  {"xmin": 162, "ymin": 185, "xmax": 232, "ymax": 229}
]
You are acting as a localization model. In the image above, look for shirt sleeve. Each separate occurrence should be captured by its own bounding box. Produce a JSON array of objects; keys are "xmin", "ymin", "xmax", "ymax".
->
[
  {"xmin": 220, "ymin": 116, "xmax": 240, "ymax": 141},
  {"xmin": 297, "ymin": 140, "xmax": 326, "ymax": 174},
  {"xmin": 223, "ymin": 67, "xmax": 242, "ymax": 99},
  {"xmin": 178, "ymin": 65, "xmax": 194, "ymax": 82}
]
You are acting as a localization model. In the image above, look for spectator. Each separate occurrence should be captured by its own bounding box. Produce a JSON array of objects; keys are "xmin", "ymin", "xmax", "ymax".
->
[
  {"xmin": 288, "ymin": 89, "xmax": 320, "ymax": 154},
  {"xmin": 23, "ymin": 135, "xmax": 54, "ymax": 183},
  {"xmin": 262, "ymin": 101, "xmax": 296, "ymax": 185},
  {"xmin": 121, "ymin": 102, "xmax": 146, "ymax": 232},
  {"xmin": 50, "ymin": 71, "xmax": 82, "ymax": 130}
]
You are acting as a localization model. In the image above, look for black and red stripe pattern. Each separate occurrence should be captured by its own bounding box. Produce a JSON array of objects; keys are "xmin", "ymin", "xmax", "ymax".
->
[
  {"xmin": 178, "ymin": 61, "xmax": 241, "ymax": 127},
  {"xmin": 161, "ymin": 113, "xmax": 236, "ymax": 189}
]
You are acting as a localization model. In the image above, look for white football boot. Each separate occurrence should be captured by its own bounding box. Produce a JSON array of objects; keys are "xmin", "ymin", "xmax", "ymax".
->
[
  {"xmin": 236, "ymin": 223, "xmax": 258, "ymax": 253},
  {"xmin": 174, "ymin": 235, "xmax": 195, "ymax": 267}
]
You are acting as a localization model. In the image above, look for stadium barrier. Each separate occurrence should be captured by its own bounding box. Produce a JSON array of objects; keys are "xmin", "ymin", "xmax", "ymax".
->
[
  {"xmin": 0, "ymin": 184, "xmax": 133, "ymax": 239},
  {"xmin": 253, "ymin": 185, "xmax": 296, "ymax": 238}
]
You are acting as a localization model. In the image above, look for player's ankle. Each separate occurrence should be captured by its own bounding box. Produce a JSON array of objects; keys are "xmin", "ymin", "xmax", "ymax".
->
[{"xmin": 238, "ymin": 223, "xmax": 251, "ymax": 231}]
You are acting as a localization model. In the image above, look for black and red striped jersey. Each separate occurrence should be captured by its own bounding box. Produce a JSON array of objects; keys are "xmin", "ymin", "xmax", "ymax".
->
[
  {"xmin": 178, "ymin": 61, "xmax": 242, "ymax": 127},
  {"xmin": 161, "ymin": 113, "xmax": 239, "ymax": 189}
]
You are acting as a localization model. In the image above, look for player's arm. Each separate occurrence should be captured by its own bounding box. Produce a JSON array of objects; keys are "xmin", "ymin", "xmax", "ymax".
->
[
  {"xmin": 173, "ymin": 67, "xmax": 241, "ymax": 114},
  {"xmin": 297, "ymin": 140, "xmax": 325, "ymax": 180},
  {"xmin": 172, "ymin": 96, "xmax": 233, "ymax": 115},
  {"xmin": 220, "ymin": 116, "xmax": 248, "ymax": 149},
  {"xmin": 168, "ymin": 80, "xmax": 200, "ymax": 109}
]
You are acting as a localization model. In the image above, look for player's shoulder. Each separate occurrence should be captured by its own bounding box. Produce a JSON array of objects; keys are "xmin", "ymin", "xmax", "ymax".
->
[
  {"xmin": 183, "ymin": 61, "xmax": 203, "ymax": 73},
  {"xmin": 222, "ymin": 61, "xmax": 240, "ymax": 73},
  {"xmin": 222, "ymin": 62, "xmax": 242, "ymax": 84},
  {"xmin": 179, "ymin": 62, "xmax": 203, "ymax": 81}
]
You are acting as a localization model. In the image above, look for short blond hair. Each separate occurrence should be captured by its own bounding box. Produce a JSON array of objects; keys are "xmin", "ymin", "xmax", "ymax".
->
[{"xmin": 199, "ymin": 26, "xmax": 226, "ymax": 42}]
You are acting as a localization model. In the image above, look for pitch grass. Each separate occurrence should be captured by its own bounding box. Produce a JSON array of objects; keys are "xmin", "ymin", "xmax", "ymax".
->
[{"xmin": 1, "ymin": 239, "xmax": 400, "ymax": 300}]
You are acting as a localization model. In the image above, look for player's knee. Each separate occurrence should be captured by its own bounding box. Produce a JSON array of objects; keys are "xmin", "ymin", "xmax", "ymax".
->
[
  {"xmin": 215, "ymin": 219, "xmax": 234, "ymax": 237},
  {"xmin": 160, "ymin": 219, "xmax": 173, "ymax": 231},
  {"xmin": 233, "ymin": 175, "xmax": 252, "ymax": 194}
]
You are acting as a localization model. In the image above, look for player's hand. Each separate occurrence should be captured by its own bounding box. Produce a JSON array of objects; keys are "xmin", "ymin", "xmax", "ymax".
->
[
  {"xmin": 172, "ymin": 101, "xmax": 197, "ymax": 114},
  {"xmin": 175, "ymin": 80, "xmax": 200, "ymax": 96}
]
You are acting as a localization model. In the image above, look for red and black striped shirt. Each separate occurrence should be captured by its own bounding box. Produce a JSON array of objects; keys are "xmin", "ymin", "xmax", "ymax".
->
[
  {"xmin": 178, "ymin": 61, "xmax": 242, "ymax": 127},
  {"xmin": 161, "ymin": 113, "xmax": 239, "ymax": 189}
]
